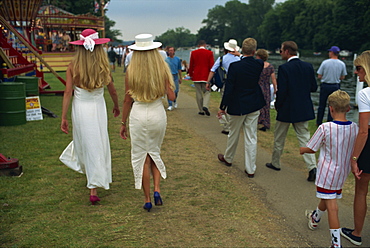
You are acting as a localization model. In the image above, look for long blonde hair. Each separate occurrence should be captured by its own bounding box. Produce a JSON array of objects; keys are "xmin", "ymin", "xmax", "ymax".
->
[
  {"xmin": 354, "ymin": 50, "xmax": 370, "ymax": 83},
  {"xmin": 127, "ymin": 49, "xmax": 174, "ymax": 102},
  {"xmin": 72, "ymin": 45, "xmax": 111, "ymax": 90}
]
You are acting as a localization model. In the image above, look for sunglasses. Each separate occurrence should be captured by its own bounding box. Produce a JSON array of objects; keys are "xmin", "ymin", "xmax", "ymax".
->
[
  {"xmin": 279, "ymin": 49, "xmax": 283, "ymax": 53},
  {"xmin": 356, "ymin": 66, "xmax": 362, "ymax": 71}
]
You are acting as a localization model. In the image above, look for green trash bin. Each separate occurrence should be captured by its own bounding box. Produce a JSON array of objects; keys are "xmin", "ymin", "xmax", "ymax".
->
[
  {"xmin": 14, "ymin": 76, "xmax": 39, "ymax": 96},
  {"xmin": 0, "ymin": 82, "xmax": 26, "ymax": 126}
]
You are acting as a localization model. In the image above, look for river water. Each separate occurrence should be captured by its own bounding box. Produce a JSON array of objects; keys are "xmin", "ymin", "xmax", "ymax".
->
[{"xmin": 175, "ymin": 48, "xmax": 360, "ymax": 122}]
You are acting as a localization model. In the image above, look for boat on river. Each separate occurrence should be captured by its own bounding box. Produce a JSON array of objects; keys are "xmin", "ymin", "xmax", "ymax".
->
[{"xmin": 339, "ymin": 50, "xmax": 352, "ymax": 57}]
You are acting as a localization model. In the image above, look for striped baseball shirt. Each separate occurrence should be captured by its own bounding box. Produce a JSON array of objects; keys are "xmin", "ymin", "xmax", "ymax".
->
[{"xmin": 307, "ymin": 121, "xmax": 358, "ymax": 190}]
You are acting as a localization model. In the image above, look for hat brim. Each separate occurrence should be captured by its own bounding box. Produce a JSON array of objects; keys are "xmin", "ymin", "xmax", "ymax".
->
[
  {"xmin": 128, "ymin": 42, "xmax": 162, "ymax": 51},
  {"xmin": 224, "ymin": 43, "xmax": 240, "ymax": 52},
  {"xmin": 69, "ymin": 38, "xmax": 110, "ymax": 45}
]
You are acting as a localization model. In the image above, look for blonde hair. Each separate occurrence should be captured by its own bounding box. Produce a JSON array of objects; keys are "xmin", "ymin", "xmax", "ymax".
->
[
  {"xmin": 256, "ymin": 49, "xmax": 269, "ymax": 61},
  {"xmin": 72, "ymin": 45, "xmax": 111, "ymax": 90},
  {"xmin": 127, "ymin": 49, "xmax": 174, "ymax": 102},
  {"xmin": 328, "ymin": 90, "xmax": 350, "ymax": 113},
  {"xmin": 242, "ymin": 38, "xmax": 257, "ymax": 55},
  {"xmin": 354, "ymin": 50, "xmax": 370, "ymax": 83}
]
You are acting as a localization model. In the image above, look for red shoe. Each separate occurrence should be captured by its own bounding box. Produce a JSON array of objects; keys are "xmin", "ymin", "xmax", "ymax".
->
[{"xmin": 90, "ymin": 195, "xmax": 100, "ymax": 205}]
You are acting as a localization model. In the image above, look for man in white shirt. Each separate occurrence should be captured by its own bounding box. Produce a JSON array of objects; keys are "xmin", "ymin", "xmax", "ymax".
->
[
  {"xmin": 316, "ymin": 46, "xmax": 347, "ymax": 125},
  {"xmin": 206, "ymin": 39, "xmax": 241, "ymax": 134}
]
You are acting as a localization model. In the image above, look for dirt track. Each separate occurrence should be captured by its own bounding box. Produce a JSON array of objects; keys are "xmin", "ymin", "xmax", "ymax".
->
[{"xmin": 169, "ymin": 88, "xmax": 370, "ymax": 247}]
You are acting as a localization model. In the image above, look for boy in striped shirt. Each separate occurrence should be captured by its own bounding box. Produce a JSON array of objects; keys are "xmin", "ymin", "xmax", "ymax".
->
[{"xmin": 300, "ymin": 90, "xmax": 358, "ymax": 248}]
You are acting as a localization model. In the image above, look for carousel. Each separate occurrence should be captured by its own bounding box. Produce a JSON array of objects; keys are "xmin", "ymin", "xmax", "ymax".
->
[
  {"xmin": 35, "ymin": 5, "xmax": 104, "ymax": 52},
  {"xmin": 0, "ymin": 0, "xmax": 105, "ymax": 93}
]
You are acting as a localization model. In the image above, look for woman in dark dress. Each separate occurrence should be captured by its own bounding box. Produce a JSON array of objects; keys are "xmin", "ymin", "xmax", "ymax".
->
[{"xmin": 256, "ymin": 49, "xmax": 277, "ymax": 131}]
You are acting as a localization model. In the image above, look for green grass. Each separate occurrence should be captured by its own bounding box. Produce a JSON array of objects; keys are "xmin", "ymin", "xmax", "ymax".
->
[
  {"xmin": 44, "ymin": 72, "xmax": 68, "ymax": 91},
  {"xmin": 1, "ymin": 70, "xmax": 294, "ymax": 247},
  {"xmin": 0, "ymin": 70, "xmax": 360, "ymax": 247},
  {"xmin": 0, "ymin": 71, "xmax": 139, "ymax": 246}
]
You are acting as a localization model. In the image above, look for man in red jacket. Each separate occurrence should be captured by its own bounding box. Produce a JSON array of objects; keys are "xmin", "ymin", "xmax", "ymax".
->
[{"xmin": 189, "ymin": 40, "xmax": 214, "ymax": 116}]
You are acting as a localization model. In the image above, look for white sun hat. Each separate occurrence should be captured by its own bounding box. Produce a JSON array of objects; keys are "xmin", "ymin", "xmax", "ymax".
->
[
  {"xmin": 224, "ymin": 39, "xmax": 240, "ymax": 52},
  {"xmin": 128, "ymin": 34, "xmax": 162, "ymax": 51}
]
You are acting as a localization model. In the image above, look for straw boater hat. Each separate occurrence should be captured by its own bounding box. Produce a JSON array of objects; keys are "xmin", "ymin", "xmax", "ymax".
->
[
  {"xmin": 128, "ymin": 34, "xmax": 162, "ymax": 51},
  {"xmin": 69, "ymin": 29, "xmax": 110, "ymax": 52},
  {"xmin": 224, "ymin": 39, "xmax": 240, "ymax": 52}
]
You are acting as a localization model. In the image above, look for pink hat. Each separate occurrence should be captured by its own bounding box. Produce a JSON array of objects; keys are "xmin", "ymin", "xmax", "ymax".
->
[{"xmin": 70, "ymin": 29, "xmax": 110, "ymax": 52}]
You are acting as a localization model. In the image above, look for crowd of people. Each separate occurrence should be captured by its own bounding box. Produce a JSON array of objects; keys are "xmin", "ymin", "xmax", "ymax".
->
[
  {"xmin": 35, "ymin": 30, "xmax": 72, "ymax": 52},
  {"xmin": 58, "ymin": 28, "xmax": 369, "ymax": 247}
]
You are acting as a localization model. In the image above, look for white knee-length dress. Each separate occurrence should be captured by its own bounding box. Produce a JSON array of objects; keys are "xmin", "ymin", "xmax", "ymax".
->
[
  {"xmin": 59, "ymin": 87, "xmax": 112, "ymax": 190},
  {"xmin": 130, "ymin": 98, "xmax": 167, "ymax": 189}
]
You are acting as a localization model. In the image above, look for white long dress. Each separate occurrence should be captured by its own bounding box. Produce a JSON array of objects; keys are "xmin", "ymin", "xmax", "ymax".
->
[
  {"xmin": 59, "ymin": 86, "xmax": 112, "ymax": 190},
  {"xmin": 130, "ymin": 98, "xmax": 167, "ymax": 189}
]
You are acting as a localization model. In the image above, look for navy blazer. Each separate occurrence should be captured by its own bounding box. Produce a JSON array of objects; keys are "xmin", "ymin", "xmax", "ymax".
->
[
  {"xmin": 275, "ymin": 58, "xmax": 318, "ymax": 123},
  {"xmin": 220, "ymin": 56, "xmax": 265, "ymax": 115}
]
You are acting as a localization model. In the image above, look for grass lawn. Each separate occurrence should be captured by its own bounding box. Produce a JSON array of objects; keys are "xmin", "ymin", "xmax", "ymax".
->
[{"xmin": 0, "ymin": 69, "xmax": 361, "ymax": 247}]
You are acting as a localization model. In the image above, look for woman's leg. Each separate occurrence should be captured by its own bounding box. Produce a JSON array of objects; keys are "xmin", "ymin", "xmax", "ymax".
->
[
  {"xmin": 90, "ymin": 188, "xmax": 97, "ymax": 196},
  {"xmin": 151, "ymin": 158, "xmax": 161, "ymax": 193},
  {"xmin": 352, "ymin": 173, "xmax": 370, "ymax": 237},
  {"xmin": 142, "ymin": 154, "xmax": 152, "ymax": 203}
]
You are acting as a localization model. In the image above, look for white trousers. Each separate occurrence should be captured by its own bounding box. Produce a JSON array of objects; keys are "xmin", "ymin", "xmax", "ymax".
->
[
  {"xmin": 218, "ymin": 86, "xmax": 230, "ymax": 131},
  {"xmin": 224, "ymin": 110, "xmax": 260, "ymax": 174},
  {"xmin": 271, "ymin": 120, "xmax": 316, "ymax": 171}
]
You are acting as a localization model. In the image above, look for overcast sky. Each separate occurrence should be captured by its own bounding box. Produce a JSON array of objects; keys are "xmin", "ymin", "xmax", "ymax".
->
[{"xmin": 106, "ymin": 0, "xmax": 286, "ymax": 41}]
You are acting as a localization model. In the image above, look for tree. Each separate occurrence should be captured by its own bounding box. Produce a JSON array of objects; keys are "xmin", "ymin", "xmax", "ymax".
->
[
  {"xmin": 42, "ymin": 0, "xmax": 93, "ymax": 15},
  {"xmin": 358, "ymin": 0, "xmax": 370, "ymax": 52},
  {"xmin": 247, "ymin": 0, "xmax": 274, "ymax": 46},
  {"xmin": 256, "ymin": 0, "xmax": 370, "ymax": 52},
  {"xmin": 258, "ymin": 7, "xmax": 282, "ymax": 50},
  {"xmin": 41, "ymin": 0, "xmax": 121, "ymax": 42},
  {"xmin": 197, "ymin": 0, "xmax": 274, "ymax": 47},
  {"xmin": 104, "ymin": 16, "xmax": 122, "ymax": 43},
  {"xmin": 198, "ymin": 4, "xmax": 228, "ymax": 46},
  {"xmin": 156, "ymin": 27, "xmax": 196, "ymax": 48},
  {"xmin": 331, "ymin": 0, "xmax": 369, "ymax": 52}
]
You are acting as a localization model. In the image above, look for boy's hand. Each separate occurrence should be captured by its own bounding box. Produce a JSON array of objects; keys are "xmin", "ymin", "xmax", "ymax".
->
[{"xmin": 300, "ymin": 147, "xmax": 315, "ymax": 155}]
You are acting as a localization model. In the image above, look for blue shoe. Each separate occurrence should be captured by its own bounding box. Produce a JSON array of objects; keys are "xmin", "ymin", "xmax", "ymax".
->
[
  {"xmin": 340, "ymin": 227, "xmax": 362, "ymax": 246},
  {"xmin": 143, "ymin": 202, "xmax": 152, "ymax": 212},
  {"xmin": 154, "ymin": 191, "xmax": 163, "ymax": 206}
]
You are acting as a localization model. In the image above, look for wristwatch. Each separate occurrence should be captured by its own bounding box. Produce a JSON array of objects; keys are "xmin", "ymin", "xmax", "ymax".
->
[{"xmin": 352, "ymin": 156, "xmax": 358, "ymax": 161}]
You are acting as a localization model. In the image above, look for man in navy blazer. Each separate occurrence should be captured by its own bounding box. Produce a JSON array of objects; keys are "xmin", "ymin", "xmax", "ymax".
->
[
  {"xmin": 266, "ymin": 41, "xmax": 318, "ymax": 181},
  {"xmin": 217, "ymin": 38, "xmax": 265, "ymax": 178}
]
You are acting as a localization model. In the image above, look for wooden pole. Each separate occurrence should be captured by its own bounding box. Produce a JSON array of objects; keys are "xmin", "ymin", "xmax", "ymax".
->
[{"xmin": 101, "ymin": 0, "xmax": 105, "ymax": 38}]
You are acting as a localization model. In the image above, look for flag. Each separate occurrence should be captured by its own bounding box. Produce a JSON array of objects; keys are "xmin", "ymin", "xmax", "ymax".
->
[
  {"xmin": 103, "ymin": 1, "xmax": 109, "ymax": 10},
  {"xmin": 94, "ymin": 1, "xmax": 99, "ymax": 13}
]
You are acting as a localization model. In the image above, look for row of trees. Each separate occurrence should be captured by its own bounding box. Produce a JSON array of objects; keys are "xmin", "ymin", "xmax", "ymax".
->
[
  {"xmin": 258, "ymin": 0, "xmax": 370, "ymax": 52},
  {"xmin": 41, "ymin": 0, "xmax": 122, "ymax": 43},
  {"xmin": 157, "ymin": 0, "xmax": 370, "ymax": 53},
  {"xmin": 156, "ymin": 27, "xmax": 197, "ymax": 48}
]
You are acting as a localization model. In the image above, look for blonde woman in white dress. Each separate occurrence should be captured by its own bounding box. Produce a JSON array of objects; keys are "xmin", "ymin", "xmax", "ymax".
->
[
  {"xmin": 60, "ymin": 29, "xmax": 120, "ymax": 205},
  {"xmin": 120, "ymin": 34, "xmax": 175, "ymax": 212}
]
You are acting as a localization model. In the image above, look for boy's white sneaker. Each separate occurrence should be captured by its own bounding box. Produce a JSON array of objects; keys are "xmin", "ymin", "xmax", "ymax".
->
[
  {"xmin": 174, "ymin": 102, "xmax": 178, "ymax": 108},
  {"xmin": 167, "ymin": 106, "xmax": 174, "ymax": 111},
  {"xmin": 305, "ymin": 210, "xmax": 320, "ymax": 230}
]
